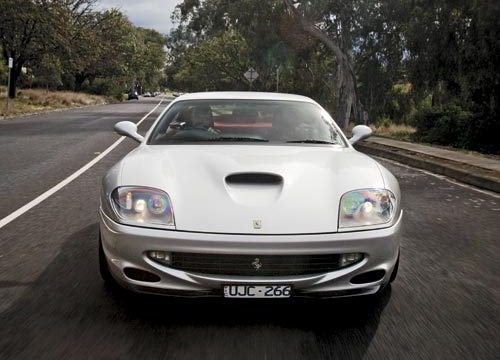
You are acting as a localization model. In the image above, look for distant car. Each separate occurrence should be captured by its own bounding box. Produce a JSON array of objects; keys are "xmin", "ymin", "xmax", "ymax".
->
[
  {"xmin": 172, "ymin": 92, "xmax": 179, "ymax": 97},
  {"xmin": 100, "ymin": 92, "xmax": 402, "ymax": 299},
  {"xmin": 127, "ymin": 91, "xmax": 138, "ymax": 100},
  {"xmin": 144, "ymin": 92, "xmax": 151, "ymax": 97}
]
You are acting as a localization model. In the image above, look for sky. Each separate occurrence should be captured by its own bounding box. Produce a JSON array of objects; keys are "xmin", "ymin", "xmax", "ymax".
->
[{"xmin": 96, "ymin": 0, "xmax": 182, "ymax": 35}]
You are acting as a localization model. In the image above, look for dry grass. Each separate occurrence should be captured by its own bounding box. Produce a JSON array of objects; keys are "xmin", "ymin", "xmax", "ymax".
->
[
  {"xmin": 371, "ymin": 123, "xmax": 416, "ymax": 141},
  {"xmin": 346, "ymin": 123, "xmax": 416, "ymax": 141},
  {"xmin": 0, "ymin": 87, "xmax": 108, "ymax": 117}
]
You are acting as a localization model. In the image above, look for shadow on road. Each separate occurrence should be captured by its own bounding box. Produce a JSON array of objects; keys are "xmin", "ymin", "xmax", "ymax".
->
[{"xmin": 0, "ymin": 223, "xmax": 391, "ymax": 360}]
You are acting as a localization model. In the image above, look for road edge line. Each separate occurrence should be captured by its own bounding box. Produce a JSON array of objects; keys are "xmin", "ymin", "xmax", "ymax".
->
[
  {"xmin": 372, "ymin": 156, "xmax": 500, "ymax": 199},
  {"xmin": 0, "ymin": 99, "xmax": 164, "ymax": 230}
]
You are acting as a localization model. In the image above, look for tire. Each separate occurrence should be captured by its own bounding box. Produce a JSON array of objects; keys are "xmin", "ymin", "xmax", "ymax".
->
[
  {"xmin": 389, "ymin": 251, "xmax": 400, "ymax": 283},
  {"xmin": 99, "ymin": 233, "xmax": 115, "ymax": 284}
]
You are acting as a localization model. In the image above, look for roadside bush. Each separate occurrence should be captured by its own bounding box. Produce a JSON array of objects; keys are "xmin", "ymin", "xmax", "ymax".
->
[
  {"xmin": 412, "ymin": 104, "xmax": 499, "ymax": 154},
  {"xmin": 465, "ymin": 112, "xmax": 500, "ymax": 154},
  {"xmin": 85, "ymin": 78, "xmax": 125, "ymax": 101},
  {"xmin": 86, "ymin": 79, "xmax": 113, "ymax": 96},
  {"xmin": 385, "ymin": 83, "xmax": 415, "ymax": 124},
  {"xmin": 412, "ymin": 104, "xmax": 471, "ymax": 145},
  {"xmin": 374, "ymin": 115, "xmax": 392, "ymax": 128}
]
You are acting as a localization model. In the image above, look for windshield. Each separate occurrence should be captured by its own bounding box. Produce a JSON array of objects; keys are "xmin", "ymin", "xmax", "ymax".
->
[{"xmin": 147, "ymin": 100, "xmax": 346, "ymax": 146}]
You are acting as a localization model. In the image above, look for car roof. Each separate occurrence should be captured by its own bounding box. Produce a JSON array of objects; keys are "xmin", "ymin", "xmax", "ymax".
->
[{"xmin": 175, "ymin": 91, "xmax": 316, "ymax": 103}]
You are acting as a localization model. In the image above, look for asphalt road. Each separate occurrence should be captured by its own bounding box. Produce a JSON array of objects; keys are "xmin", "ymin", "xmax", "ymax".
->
[{"xmin": 0, "ymin": 98, "xmax": 499, "ymax": 359}]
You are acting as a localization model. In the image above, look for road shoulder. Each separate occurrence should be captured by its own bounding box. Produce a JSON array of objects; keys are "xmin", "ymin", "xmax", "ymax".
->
[{"xmin": 356, "ymin": 137, "xmax": 500, "ymax": 193}]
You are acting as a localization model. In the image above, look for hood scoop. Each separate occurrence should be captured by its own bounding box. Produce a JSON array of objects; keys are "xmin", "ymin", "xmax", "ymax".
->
[
  {"xmin": 225, "ymin": 173, "xmax": 283, "ymax": 206},
  {"xmin": 225, "ymin": 173, "xmax": 283, "ymax": 186}
]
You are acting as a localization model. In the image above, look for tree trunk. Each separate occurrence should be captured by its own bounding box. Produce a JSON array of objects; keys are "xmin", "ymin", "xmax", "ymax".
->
[
  {"xmin": 8, "ymin": 69, "xmax": 21, "ymax": 99},
  {"xmin": 335, "ymin": 61, "xmax": 355, "ymax": 128},
  {"xmin": 74, "ymin": 73, "xmax": 86, "ymax": 92},
  {"xmin": 88, "ymin": 75, "xmax": 96, "ymax": 88},
  {"xmin": 283, "ymin": 0, "xmax": 366, "ymax": 129}
]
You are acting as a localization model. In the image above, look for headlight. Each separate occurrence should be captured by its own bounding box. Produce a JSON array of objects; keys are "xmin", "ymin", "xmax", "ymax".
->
[
  {"xmin": 339, "ymin": 189, "xmax": 396, "ymax": 228},
  {"xmin": 110, "ymin": 186, "xmax": 175, "ymax": 228}
]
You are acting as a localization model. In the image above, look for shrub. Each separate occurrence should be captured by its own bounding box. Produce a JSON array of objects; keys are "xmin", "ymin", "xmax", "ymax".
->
[
  {"xmin": 375, "ymin": 115, "xmax": 392, "ymax": 128},
  {"xmin": 86, "ymin": 78, "xmax": 125, "ymax": 101},
  {"xmin": 412, "ymin": 104, "xmax": 499, "ymax": 154},
  {"xmin": 385, "ymin": 83, "xmax": 415, "ymax": 124},
  {"xmin": 412, "ymin": 104, "xmax": 472, "ymax": 145}
]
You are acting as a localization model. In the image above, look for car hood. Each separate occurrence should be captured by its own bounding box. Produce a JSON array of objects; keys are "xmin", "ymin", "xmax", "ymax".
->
[{"xmin": 119, "ymin": 145, "xmax": 384, "ymax": 234}]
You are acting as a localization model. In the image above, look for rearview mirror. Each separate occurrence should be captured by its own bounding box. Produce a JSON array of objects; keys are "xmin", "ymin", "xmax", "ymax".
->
[
  {"xmin": 114, "ymin": 121, "xmax": 144, "ymax": 143},
  {"xmin": 349, "ymin": 125, "xmax": 372, "ymax": 145}
]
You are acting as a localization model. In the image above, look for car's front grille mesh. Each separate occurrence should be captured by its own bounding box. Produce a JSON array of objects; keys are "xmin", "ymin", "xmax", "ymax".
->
[{"xmin": 169, "ymin": 252, "xmax": 348, "ymax": 276}]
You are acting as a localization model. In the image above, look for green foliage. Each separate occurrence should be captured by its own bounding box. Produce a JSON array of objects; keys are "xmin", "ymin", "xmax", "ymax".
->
[
  {"xmin": 411, "ymin": 104, "xmax": 500, "ymax": 154},
  {"xmin": 0, "ymin": 54, "xmax": 6, "ymax": 85},
  {"xmin": 0, "ymin": 1, "xmax": 166, "ymax": 98},
  {"xmin": 412, "ymin": 104, "xmax": 472, "ymax": 145},
  {"xmin": 1, "ymin": 0, "xmax": 497, "ymax": 152},
  {"xmin": 172, "ymin": 30, "xmax": 250, "ymax": 91},
  {"xmin": 32, "ymin": 54, "xmax": 63, "ymax": 90},
  {"xmin": 131, "ymin": 27, "xmax": 168, "ymax": 92},
  {"xmin": 166, "ymin": 0, "xmax": 498, "ymax": 151},
  {"xmin": 404, "ymin": 1, "xmax": 499, "ymax": 131},
  {"xmin": 375, "ymin": 115, "xmax": 392, "ymax": 128},
  {"xmin": 385, "ymin": 83, "xmax": 415, "ymax": 124},
  {"xmin": 167, "ymin": 0, "xmax": 287, "ymax": 92}
]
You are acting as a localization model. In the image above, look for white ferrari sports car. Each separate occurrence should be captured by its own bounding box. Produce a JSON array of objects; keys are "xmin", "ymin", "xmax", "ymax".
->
[{"xmin": 99, "ymin": 92, "xmax": 402, "ymax": 298}]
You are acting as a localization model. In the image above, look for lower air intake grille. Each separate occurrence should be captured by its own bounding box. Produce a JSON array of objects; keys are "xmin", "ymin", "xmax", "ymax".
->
[{"xmin": 169, "ymin": 253, "xmax": 352, "ymax": 276}]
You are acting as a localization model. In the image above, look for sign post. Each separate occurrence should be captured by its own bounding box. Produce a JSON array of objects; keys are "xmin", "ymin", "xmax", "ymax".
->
[
  {"xmin": 7, "ymin": 57, "xmax": 13, "ymax": 105},
  {"xmin": 244, "ymin": 67, "xmax": 259, "ymax": 91}
]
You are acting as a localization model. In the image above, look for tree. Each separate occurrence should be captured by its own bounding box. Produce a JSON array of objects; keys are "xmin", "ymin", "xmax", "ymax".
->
[
  {"xmin": 130, "ymin": 27, "xmax": 167, "ymax": 92},
  {"xmin": 283, "ymin": 0, "xmax": 371, "ymax": 129},
  {"xmin": 170, "ymin": 0, "xmax": 407, "ymax": 128},
  {"xmin": 403, "ymin": 0, "xmax": 500, "ymax": 153},
  {"xmin": 168, "ymin": 0, "xmax": 288, "ymax": 92},
  {"xmin": 172, "ymin": 30, "xmax": 250, "ymax": 91},
  {"xmin": 0, "ymin": 0, "xmax": 99, "ymax": 98},
  {"xmin": 32, "ymin": 54, "xmax": 63, "ymax": 90},
  {"xmin": 0, "ymin": 0, "xmax": 52, "ymax": 97},
  {"xmin": 0, "ymin": 46, "xmax": 7, "ymax": 86},
  {"xmin": 60, "ymin": 8, "xmax": 136, "ymax": 91}
]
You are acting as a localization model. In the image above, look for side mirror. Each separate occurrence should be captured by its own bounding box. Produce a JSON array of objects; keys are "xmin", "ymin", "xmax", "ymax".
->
[
  {"xmin": 349, "ymin": 125, "xmax": 372, "ymax": 145},
  {"xmin": 114, "ymin": 121, "xmax": 144, "ymax": 143}
]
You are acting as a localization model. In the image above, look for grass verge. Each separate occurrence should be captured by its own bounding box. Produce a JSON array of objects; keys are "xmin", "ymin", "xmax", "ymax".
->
[
  {"xmin": 0, "ymin": 87, "xmax": 109, "ymax": 118},
  {"xmin": 371, "ymin": 124, "xmax": 416, "ymax": 141}
]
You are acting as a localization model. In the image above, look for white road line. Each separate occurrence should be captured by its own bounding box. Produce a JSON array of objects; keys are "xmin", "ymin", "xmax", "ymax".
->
[
  {"xmin": 375, "ymin": 156, "xmax": 500, "ymax": 199},
  {"xmin": 0, "ymin": 99, "xmax": 164, "ymax": 230}
]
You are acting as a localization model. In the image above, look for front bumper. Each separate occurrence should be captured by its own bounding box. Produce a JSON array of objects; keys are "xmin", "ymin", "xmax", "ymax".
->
[{"xmin": 100, "ymin": 210, "xmax": 402, "ymax": 298}]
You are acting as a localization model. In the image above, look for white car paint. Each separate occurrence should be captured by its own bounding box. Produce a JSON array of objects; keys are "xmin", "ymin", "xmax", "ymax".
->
[
  {"xmin": 99, "ymin": 92, "xmax": 402, "ymax": 298},
  {"xmin": 119, "ymin": 144, "xmax": 387, "ymax": 234}
]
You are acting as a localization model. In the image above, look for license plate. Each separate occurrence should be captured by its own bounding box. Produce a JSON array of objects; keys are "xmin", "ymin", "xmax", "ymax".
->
[{"xmin": 223, "ymin": 285, "xmax": 291, "ymax": 298}]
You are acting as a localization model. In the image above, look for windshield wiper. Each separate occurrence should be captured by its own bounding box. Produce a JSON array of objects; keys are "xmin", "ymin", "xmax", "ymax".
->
[
  {"xmin": 207, "ymin": 136, "xmax": 269, "ymax": 142},
  {"xmin": 286, "ymin": 139, "xmax": 337, "ymax": 144}
]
